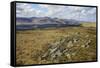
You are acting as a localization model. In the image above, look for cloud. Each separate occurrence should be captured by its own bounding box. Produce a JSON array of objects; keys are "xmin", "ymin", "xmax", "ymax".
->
[
  {"xmin": 16, "ymin": 3, "xmax": 96, "ymax": 22},
  {"xmin": 16, "ymin": 3, "xmax": 36, "ymax": 17}
]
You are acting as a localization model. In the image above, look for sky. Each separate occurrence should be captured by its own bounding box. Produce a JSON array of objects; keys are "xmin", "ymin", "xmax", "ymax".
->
[{"xmin": 16, "ymin": 3, "xmax": 96, "ymax": 22}]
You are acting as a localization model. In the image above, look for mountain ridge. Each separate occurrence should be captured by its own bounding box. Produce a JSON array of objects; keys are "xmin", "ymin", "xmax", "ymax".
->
[{"xmin": 16, "ymin": 17, "xmax": 81, "ymax": 30}]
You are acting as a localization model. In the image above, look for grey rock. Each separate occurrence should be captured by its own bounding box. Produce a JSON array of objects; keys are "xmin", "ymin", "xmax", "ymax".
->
[
  {"xmin": 49, "ymin": 47, "xmax": 58, "ymax": 54},
  {"xmin": 63, "ymin": 49, "xmax": 68, "ymax": 53},
  {"xmin": 55, "ymin": 50, "xmax": 62, "ymax": 56},
  {"xmin": 73, "ymin": 38, "xmax": 78, "ymax": 43},
  {"xmin": 66, "ymin": 53, "xmax": 71, "ymax": 60},
  {"xmin": 67, "ymin": 41, "xmax": 73, "ymax": 47},
  {"xmin": 42, "ymin": 52, "xmax": 48, "ymax": 58}
]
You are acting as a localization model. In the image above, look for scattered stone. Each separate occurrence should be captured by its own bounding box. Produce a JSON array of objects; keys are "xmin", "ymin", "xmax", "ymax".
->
[
  {"xmin": 63, "ymin": 49, "xmax": 69, "ymax": 53},
  {"xmin": 49, "ymin": 47, "xmax": 58, "ymax": 54},
  {"xmin": 60, "ymin": 38, "xmax": 66, "ymax": 43},
  {"xmin": 42, "ymin": 52, "xmax": 48, "ymax": 58},
  {"xmin": 88, "ymin": 39, "xmax": 91, "ymax": 43},
  {"xmin": 55, "ymin": 50, "xmax": 62, "ymax": 56},
  {"xmin": 81, "ymin": 41, "xmax": 90, "ymax": 48},
  {"xmin": 85, "ymin": 45, "xmax": 89, "ymax": 48},
  {"xmin": 81, "ymin": 44, "xmax": 85, "ymax": 48},
  {"xmin": 73, "ymin": 38, "xmax": 78, "ymax": 43},
  {"xmin": 66, "ymin": 53, "xmax": 71, "ymax": 60},
  {"xmin": 67, "ymin": 41, "xmax": 73, "ymax": 47},
  {"xmin": 50, "ymin": 53, "xmax": 56, "ymax": 60}
]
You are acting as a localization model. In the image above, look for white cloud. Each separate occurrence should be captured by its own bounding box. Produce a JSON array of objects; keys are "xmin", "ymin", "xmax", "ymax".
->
[{"xmin": 16, "ymin": 3, "xmax": 96, "ymax": 22}]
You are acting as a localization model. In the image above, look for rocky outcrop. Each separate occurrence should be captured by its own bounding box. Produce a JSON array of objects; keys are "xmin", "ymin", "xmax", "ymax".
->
[{"xmin": 39, "ymin": 32, "xmax": 92, "ymax": 63}]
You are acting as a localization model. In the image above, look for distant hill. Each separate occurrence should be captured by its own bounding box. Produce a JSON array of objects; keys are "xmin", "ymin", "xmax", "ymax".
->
[
  {"xmin": 16, "ymin": 17, "xmax": 32, "ymax": 23},
  {"xmin": 16, "ymin": 17, "xmax": 80, "ymax": 30}
]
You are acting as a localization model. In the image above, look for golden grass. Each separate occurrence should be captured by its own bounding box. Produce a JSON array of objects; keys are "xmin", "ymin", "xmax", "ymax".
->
[
  {"xmin": 16, "ymin": 24, "xmax": 97, "ymax": 65},
  {"xmin": 81, "ymin": 22, "xmax": 96, "ymax": 27}
]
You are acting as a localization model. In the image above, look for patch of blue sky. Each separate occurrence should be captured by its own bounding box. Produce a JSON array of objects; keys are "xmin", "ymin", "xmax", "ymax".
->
[{"xmin": 31, "ymin": 4, "xmax": 48, "ymax": 13}]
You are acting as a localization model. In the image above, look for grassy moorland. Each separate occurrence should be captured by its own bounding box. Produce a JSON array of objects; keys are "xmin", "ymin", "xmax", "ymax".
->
[
  {"xmin": 81, "ymin": 22, "xmax": 96, "ymax": 27},
  {"xmin": 16, "ymin": 22, "xmax": 97, "ymax": 65}
]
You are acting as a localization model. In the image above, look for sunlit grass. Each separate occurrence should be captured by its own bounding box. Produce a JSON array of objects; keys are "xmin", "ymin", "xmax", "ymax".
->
[
  {"xmin": 81, "ymin": 22, "xmax": 96, "ymax": 27},
  {"xmin": 16, "ymin": 23, "xmax": 96, "ymax": 65}
]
